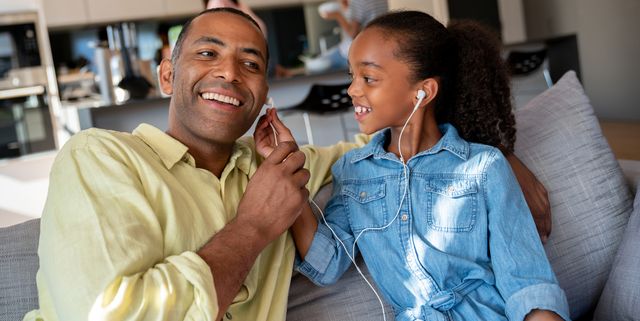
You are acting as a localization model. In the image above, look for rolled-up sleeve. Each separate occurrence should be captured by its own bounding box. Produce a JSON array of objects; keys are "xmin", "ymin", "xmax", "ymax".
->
[
  {"xmin": 37, "ymin": 134, "xmax": 219, "ymax": 321},
  {"xmin": 296, "ymin": 158, "xmax": 358, "ymax": 286},
  {"xmin": 483, "ymin": 150, "xmax": 571, "ymax": 321}
]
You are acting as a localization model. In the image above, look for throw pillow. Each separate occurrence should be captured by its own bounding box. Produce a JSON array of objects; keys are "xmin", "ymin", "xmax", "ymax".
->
[
  {"xmin": 0, "ymin": 219, "xmax": 40, "ymax": 321},
  {"xmin": 514, "ymin": 71, "xmax": 634, "ymax": 319},
  {"xmin": 593, "ymin": 182, "xmax": 640, "ymax": 320}
]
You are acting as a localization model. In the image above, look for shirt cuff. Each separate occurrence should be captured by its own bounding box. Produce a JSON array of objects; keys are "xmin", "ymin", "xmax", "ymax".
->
[
  {"xmin": 295, "ymin": 224, "xmax": 338, "ymax": 285},
  {"xmin": 505, "ymin": 283, "xmax": 571, "ymax": 321},
  {"xmin": 166, "ymin": 251, "xmax": 219, "ymax": 319}
]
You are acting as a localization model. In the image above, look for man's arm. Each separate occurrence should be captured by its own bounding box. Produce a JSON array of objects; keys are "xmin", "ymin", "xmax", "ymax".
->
[
  {"xmin": 197, "ymin": 142, "xmax": 310, "ymax": 320},
  {"xmin": 504, "ymin": 152, "xmax": 552, "ymax": 242}
]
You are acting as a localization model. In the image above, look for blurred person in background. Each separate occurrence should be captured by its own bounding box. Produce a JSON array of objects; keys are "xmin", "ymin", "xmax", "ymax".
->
[
  {"xmin": 204, "ymin": 0, "xmax": 267, "ymax": 38},
  {"xmin": 318, "ymin": 0, "xmax": 388, "ymax": 69}
]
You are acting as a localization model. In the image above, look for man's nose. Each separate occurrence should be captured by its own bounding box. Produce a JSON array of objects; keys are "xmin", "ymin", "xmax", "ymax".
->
[{"xmin": 213, "ymin": 58, "xmax": 240, "ymax": 83}]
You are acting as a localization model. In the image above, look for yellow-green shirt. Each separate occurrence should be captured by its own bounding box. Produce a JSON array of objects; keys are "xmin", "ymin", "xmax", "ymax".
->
[{"xmin": 25, "ymin": 124, "xmax": 364, "ymax": 321}]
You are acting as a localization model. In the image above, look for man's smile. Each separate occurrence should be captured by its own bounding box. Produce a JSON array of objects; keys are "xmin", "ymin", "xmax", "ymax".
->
[{"xmin": 200, "ymin": 91, "xmax": 242, "ymax": 107}]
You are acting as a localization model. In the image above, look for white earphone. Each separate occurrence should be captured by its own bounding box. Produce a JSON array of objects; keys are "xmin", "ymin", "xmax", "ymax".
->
[{"xmin": 413, "ymin": 89, "xmax": 427, "ymax": 111}]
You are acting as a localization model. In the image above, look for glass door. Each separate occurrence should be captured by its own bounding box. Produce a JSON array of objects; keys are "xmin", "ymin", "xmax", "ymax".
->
[{"xmin": 0, "ymin": 85, "xmax": 55, "ymax": 158}]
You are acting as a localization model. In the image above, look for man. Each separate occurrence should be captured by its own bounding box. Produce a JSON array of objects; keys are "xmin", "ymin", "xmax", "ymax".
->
[{"xmin": 25, "ymin": 8, "xmax": 360, "ymax": 321}]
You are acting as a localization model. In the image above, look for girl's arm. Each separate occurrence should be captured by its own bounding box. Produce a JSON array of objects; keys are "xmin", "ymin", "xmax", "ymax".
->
[
  {"xmin": 525, "ymin": 309, "xmax": 565, "ymax": 321},
  {"xmin": 253, "ymin": 108, "xmax": 318, "ymax": 258},
  {"xmin": 485, "ymin": 150, "xmax": 571, "ymax": 321},
  {"xmin": 290, "ymin": 203, "xmax": 319, "ymax": 259}
]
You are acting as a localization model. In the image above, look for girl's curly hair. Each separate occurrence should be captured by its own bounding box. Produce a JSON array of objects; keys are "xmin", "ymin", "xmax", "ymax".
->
[{"xmin": 366, "ymin": 11, "xmax": 516, "ymax": 153}]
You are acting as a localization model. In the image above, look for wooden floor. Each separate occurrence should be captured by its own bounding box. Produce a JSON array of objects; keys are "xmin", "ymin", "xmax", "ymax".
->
[{"xmin": 600, "ymin": 121, "xmax": 640, "ymax": 160}]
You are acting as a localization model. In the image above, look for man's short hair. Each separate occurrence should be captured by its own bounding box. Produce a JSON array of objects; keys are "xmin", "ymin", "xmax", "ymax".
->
[{"xmin": 170, "ymin": 8, "xmax": 268, "ymax": 71}]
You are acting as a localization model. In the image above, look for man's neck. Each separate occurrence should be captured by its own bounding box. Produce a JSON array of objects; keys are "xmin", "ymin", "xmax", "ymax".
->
[
  {"xmin": 188, "ymin": 142, "xmax": 235, "ymax": 178},
  {"xmin": 166, "ymin": 128, "xmax": 235, "ymax": 178}
]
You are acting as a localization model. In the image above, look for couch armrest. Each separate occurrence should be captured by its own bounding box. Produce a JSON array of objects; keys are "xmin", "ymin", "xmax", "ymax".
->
[
  {"xmin": 619, "ymin": 159, "xmax": 640, "ymax": 194},
  {"xmin": 0, "ymin": 219, "xmax": 40, "ymax": 321}
]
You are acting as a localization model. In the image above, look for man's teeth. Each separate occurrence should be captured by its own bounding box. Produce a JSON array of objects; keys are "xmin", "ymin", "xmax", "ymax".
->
[
  {"xmin": 201, "ymin": 92, "xmax": 241, "ymax": 106},
  {"xmin": 355, "ymin": 106, "xmax": 372, "ymax": 114}
]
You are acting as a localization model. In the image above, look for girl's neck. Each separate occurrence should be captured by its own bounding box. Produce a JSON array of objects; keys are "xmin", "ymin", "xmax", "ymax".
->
[{"xmin": 387, "ymin": 108, "xmax": 442, "ymax": 162}]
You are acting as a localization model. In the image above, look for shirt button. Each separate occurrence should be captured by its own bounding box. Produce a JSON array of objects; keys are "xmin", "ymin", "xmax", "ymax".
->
[
  {"xmin": 448, "ymin": 186, "xmax": 455, "ymax": 193},
  {"xmin": 225, "ymin": 312, "xmax": 232, "ymax": 319},
  {"xmin": 359, "ymin": 191, "xmax": 367, "ymax": 199},
  {"xmin": 401, "ymin": 213, "xmax": 408, "ymax": 221}
]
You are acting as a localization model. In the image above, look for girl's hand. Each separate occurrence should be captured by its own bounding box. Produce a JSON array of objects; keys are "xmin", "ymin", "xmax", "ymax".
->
[{"xmin": 254, "ymin": 108, "xmax": 297, "ymax": 158}]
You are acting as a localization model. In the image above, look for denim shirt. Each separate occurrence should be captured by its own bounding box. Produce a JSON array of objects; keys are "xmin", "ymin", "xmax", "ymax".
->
[{"xmin": 297, "ymin": 124, "xmax": 571, "ymax": 321}]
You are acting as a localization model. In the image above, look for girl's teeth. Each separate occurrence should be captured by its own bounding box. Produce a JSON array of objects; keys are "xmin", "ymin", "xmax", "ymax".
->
[{"xmin": 355, "ymin": 106, "xmax": 372, "ymax": 114}]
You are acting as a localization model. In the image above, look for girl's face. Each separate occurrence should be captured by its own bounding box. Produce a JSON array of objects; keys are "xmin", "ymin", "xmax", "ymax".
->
[{"xmin": 347, "ymin": 28, "xmax": 420, "ymax": 135}]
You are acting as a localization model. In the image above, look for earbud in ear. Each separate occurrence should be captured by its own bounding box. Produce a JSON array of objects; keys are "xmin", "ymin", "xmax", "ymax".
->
[{"xmin": 413, "ymin": 89, "xmax": 427, "ymax": 111}]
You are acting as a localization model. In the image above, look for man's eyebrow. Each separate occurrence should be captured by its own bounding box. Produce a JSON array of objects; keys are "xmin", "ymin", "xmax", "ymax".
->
[
  {"xmin": 194, "ymin": 36, "xmax": 225, "ymax": 47},
  {"xmin": 241, "ymin": 47, "xmax": 266, "ymax": 63},
  {"xmin": 193, "ymin": 36, "xmax": 265, "ymax": 63}
]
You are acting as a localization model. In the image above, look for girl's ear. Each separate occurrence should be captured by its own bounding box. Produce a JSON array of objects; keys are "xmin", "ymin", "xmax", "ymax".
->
[
  {"xmin": 158, "ymin": 59, "xmax": 174, "ymax": 96},
  {"xmin": 415, "ymin": 78, "xmax": 439, "ymax": 107}
]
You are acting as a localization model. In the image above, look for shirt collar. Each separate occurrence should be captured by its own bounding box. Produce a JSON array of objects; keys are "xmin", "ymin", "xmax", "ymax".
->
[
  {"xmin": 350, "ymin": 123, "xmax": 470, "ymax": 163},
  {"xmin": 133, "ymin": 123, "xmax": 190, "ymax": 169},
  {"xmin": 132, "ymin": 124, "xmax": 254, "ymax": 176}
]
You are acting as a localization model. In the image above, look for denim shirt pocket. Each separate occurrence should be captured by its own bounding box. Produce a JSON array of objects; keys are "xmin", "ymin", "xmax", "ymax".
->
[
  {"xmin": 342, "ymin": 179, "xmax": 388, "ymax": 234},
  {"xmin": 425, "ymin": 179, "xmax": 478, "ymax": 232}
]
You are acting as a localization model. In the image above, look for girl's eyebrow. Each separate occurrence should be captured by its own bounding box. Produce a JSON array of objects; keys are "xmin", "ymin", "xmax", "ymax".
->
[{"xmin": 359, "ymin": 61, "xmax": 383, "ymax": 69}]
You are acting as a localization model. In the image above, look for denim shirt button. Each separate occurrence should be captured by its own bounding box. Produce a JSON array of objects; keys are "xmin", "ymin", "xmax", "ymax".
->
[
  {"xmin": 359, "ymin": 191, "xmax": 367, "ymax": 199},
  {"xmin": 401, "ymin": 213, "xmax": 408, "ymax": 221},
  {"xmin": 448, "ymin": 186, "xmax": 455, "ymax": 193}
]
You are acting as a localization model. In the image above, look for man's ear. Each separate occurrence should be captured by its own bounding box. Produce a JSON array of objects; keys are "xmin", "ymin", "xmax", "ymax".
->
[{"xmin": 158, "ymin": 59, "xmax": 174, "ymax": 96}]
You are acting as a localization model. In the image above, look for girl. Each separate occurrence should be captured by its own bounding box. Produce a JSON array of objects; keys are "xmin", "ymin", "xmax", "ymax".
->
[{"xmin": 255, "ymin": 10, "xmax": 569, "ymax": 321}]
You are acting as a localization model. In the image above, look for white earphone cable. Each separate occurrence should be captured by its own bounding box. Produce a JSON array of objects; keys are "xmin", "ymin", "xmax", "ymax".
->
[{"xmin": 269, "ymin": 94, "xmax": 425, "ymax": 321}]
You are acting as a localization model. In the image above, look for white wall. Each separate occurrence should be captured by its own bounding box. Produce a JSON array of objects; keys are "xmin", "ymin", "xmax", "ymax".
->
[
  {"xmin": 497, "ymin": 0, "xmax": 526, "ymax": 44},
  {"xmin": 523, "ymin": 0, "xmax": 640, "ymax": 121}
]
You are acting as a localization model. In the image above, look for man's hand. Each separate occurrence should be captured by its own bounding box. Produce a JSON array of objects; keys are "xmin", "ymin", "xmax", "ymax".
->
[
  {"xmin": 237, "ymin": 141, "xmax": 310, "ymax": 242},
  {"xmin": 506, "ymin": 153, "xmax": 552, "ymax": 242}
]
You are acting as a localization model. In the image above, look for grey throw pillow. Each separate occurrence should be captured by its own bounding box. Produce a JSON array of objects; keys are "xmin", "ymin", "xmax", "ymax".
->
[
  {"xmin": 0, "ymin": 219, "xmax": 40, "ymax": 321},
  {"xmin": 593, "ymin": 182, "xmax": 640, "ymax": 320},
  {"xmin": 514, "ymin": 71, "xmax": 634, "ymax": 319}
]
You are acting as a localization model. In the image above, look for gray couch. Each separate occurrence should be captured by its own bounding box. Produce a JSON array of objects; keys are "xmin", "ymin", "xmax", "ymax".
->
[{"xmin": 2, "ymin": 71, "xmax": 640, "ymax": 321}]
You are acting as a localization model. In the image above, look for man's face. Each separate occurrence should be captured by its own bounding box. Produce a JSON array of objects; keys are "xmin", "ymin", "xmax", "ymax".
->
[{"xmin": 160, "ymin": 12, "xmax": 269, "ymax": 147}]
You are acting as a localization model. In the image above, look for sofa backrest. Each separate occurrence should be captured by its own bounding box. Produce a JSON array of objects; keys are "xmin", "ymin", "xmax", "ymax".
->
[{"xmin": 0, "ymin": 219, "xmax": 40, "ymax": 321}]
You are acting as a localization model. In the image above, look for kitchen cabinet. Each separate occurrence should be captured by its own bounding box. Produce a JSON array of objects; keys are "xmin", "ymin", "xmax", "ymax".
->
[
  {"xmin": 43, "ymin": 0, "xmax": 89, "ymax": 27},
  {"xmin": 85, "ymin": 0, "xmax": 165, "ymax": 23},
  {"xmin": 44, "ymin": 0, "xmax": 202, "ymax": 27},
  {"xmin": 244, "ymin": 0, "xmax": 319, "ymax": 9}
]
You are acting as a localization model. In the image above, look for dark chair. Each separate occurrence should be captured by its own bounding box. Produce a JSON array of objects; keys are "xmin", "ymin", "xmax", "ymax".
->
[
  {"xmin": 279, "ymin": 83, "xmax": 352, "ymax": 145},
  {"xmin": 507, "ymin": 48, "xmax": 553, "ymax": 88}
]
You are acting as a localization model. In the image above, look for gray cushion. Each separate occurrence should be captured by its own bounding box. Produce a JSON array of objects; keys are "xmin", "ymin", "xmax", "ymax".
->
[
  {"xmin": 287, "ymin": 256, "xmax": 394, "ymax": 321},
  {"xmin": 593, "ymin": 183, "xmax": 640, "ymax": 320},
  {"xmin": 0, "ymin": 219, "xmax": 40, "ymax": 321},
  {"xmin": 514, "ymin": 71, "xmax": 634, "ymax": 319}
]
